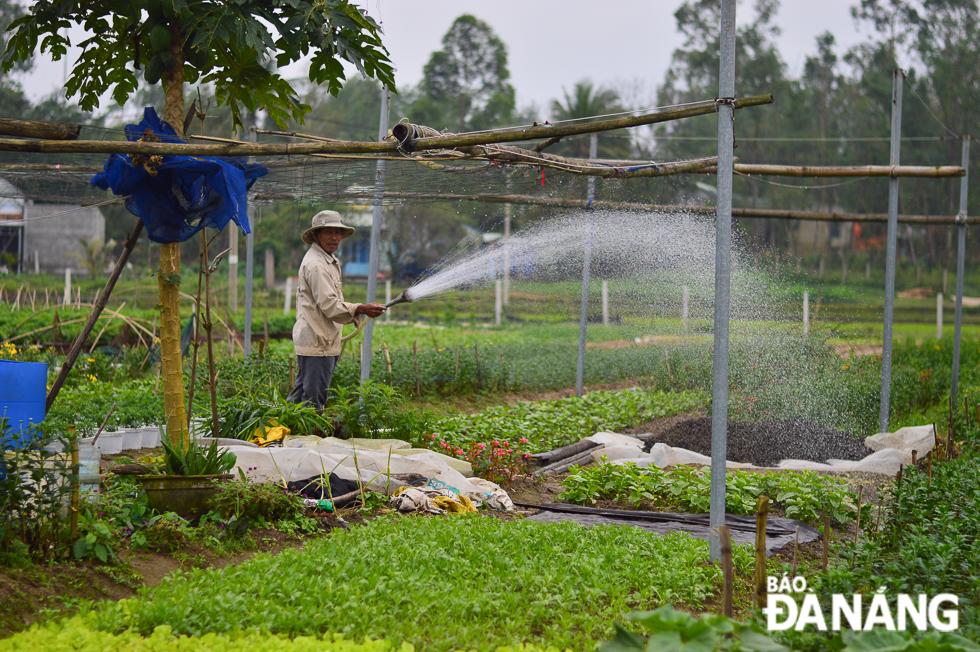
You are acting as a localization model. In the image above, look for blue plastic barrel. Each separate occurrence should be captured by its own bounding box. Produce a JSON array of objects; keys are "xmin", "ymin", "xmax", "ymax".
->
[{"xmin": 0, "ymin": 360, "xmax": 48, "ymax": 448}]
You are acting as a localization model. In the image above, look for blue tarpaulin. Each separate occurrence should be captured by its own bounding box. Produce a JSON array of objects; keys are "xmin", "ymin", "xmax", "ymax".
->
[{"xmin": 91, "ymin": 108, "xmax": 267, "ymax": 243}]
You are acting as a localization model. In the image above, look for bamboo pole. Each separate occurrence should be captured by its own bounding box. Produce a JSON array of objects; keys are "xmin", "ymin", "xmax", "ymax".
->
[
  {"xmin": 0, "ymin": 95, "xmax": 774, "ymax": 156},
  {"xmin": 755, "ymin": 495, "xmax": 769, "ymax": 609},
  {"xmin": 46, "ymin": 220, "xmax": 143, "ymax": 412},
  {"xmin": 69, "ymin": 440, "xmax": 79, "ymax": 540},
  {"xmin": 186, "ymin": 233, "xmax": 206, "ymax": 428},
  {"xmin": 87, "ymin": 301, "xmax": 126, "ymax": 353},
  {"xmin": 698, "ymin": 163, "xmax": 964, "ymax": 178},
  {"xmin": 822, "ymin": 516, "xmax": 831, "ymax": 571},
  {"xmin": 0, "ymin": 117, "xmax": 81, "ymax": 140},
  {"xmin": 203, "ymin": 236, "xmax": 221, "ymax": 439}
]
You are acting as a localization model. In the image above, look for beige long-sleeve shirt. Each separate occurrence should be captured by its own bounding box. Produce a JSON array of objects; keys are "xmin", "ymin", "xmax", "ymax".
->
[{"xmin": 292, "ymin": 243, "xmax": 361, "ymax": 356}]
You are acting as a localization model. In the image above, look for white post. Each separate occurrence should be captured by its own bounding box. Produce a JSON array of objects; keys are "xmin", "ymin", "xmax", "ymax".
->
[
  {"xmin": 63, "ymin": 268, "xmax": 71, "ymax": 305},
  {"xmin": 803, "ymin": 290, "xmax": 809, "ymax": 336},
  {"xmin": 228, "ymin": 227, "xmax": 238, "ymax": 311},
  {"xmin": 937, "ymin": 292, "xmax": 943, "ymax": 339},
  {"xmin": 33, "ymin": 250, "xmax": 39, "ymax": 274},
  {"xmin": 264, "ymin": 248, "xmax": 275, "ymax": 288},
  {"xmin": 503, "ymin": 185, "xmax": 511, "ymax": 306},
  {"xmin": 682, "ymin": 285, "xmax": 690, "ymax": 332},
  {"xmin": 602, "ymin": 280, "xmax": 609, "ymax": 326},
  {"xmin": 495, "ymin": 279, "xmax": 502, "ymax": 326},
  {"xmin": 283, "ymin": 276, "xmax": 293, "ymax": 315},
  {"xmin": 385, "ymin": 279, "xmax": 392, "ymax": 323}
]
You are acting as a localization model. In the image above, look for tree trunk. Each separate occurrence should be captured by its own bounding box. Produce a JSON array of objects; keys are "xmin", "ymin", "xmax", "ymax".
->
[{"xmin": 160, "ymin": 34, "xmax": 188, "ymax": 446}]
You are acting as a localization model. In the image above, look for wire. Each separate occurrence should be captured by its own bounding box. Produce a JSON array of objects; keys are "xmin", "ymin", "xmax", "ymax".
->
[
  {"xmin": 1, "ymin": 198, "xmax": 120, "ymax": 221},
  {"xmin": 902, "ymin": 71, "xmax": 960, "ymax": 139},
  {"xmin": 734, "ymin": 170, "xmax": 870, "ymax": 191}
]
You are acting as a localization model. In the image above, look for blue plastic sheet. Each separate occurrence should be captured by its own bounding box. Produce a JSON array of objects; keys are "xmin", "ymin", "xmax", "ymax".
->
[{"xmin": 91, "ymin": 108, "xmax": 267, "ymax": 243}]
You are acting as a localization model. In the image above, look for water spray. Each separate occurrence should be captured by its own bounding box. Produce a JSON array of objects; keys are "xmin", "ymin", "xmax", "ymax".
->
[{"xmin": 383, "ymin": 290, "xmax": 414, "ymax": 309}]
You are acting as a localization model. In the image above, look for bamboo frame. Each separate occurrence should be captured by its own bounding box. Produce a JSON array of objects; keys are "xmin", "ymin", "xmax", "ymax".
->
[
  {"xmin": 0, "ymin": 95, "xmax": 773, "ymax": 156},
  {"xmin": 0, "ymin": 117, "xmax": 81, "ymax": 140},
  {"xmin": 701, "ymin": 163, "xmax": 964, "ymax": 178}
]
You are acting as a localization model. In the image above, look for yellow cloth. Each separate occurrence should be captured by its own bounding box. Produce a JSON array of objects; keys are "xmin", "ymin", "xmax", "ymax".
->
[
  {"xmin": 250, "ymin": 420, "xmax": 290, "ymax": 447},
  {"xmin": 432, "ymin": 494, "xmax": 478, "ymax": 514}
]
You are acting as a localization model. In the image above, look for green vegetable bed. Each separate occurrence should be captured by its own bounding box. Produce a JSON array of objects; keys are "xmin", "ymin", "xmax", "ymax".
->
[{"xmin": 80, "ymin": 515, "xmax": 749, "ymax": 652}]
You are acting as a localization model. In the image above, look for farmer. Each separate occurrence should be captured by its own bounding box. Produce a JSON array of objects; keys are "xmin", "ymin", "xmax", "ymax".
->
[{"xmin": 287, "ymin": 210, "xmax": 386, "ymax": 410}]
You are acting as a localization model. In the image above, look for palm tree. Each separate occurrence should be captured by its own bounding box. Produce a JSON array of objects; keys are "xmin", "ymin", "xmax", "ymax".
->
[{"xmin": 550, "ymin": 80, "xmax": 632, "ymax": 160}]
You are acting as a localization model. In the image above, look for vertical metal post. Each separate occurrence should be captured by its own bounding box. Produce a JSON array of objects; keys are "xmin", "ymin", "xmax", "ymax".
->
[
  {"xmin": 361, "ymin": 87, "xmax": 390, "ymax": 383},
  {"xmin": 284, "ymin": 276, "xmax": 292, "ymax": 315},
  {"xmin": 575, "ymin": 133, "xmax": 599, "ymax": 397},
  {"xmin": 710, "ymin": 0, "xmax": 737, "ymax": 563},
  {"xmin": 64, "ymin": 268, "xmax": 71, "ymax": 305},
  {"xmin": 879, "ymin": 69, "xmax": 903, "ymax": 434},
  {"xmin": 952, "ymin": 136, "xmax": 970, "ymax": 407},
  {"xmin": 228, "ymin": 220, "xmax": 238, "ymax": 311},
  {"xmin": 243, "ymin": 126, "xmax": 257, "ymax": 357}
]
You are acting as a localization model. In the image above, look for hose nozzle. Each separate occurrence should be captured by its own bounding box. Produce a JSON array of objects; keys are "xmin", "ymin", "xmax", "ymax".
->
[{"xmin": 383, "ymin": 291, "xmax": 414, "ymax": 309}]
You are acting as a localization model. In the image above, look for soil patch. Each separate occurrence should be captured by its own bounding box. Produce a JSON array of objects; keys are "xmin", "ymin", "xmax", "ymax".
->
[{"xmin": 644, "ymin": 417, "xmax": 869, "ymax": 467}]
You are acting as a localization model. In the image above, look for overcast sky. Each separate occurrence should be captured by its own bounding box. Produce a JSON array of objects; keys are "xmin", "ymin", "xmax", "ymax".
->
[{"xmin": 18, "ymin": 1, "xmax": 874, "ymax": 117}]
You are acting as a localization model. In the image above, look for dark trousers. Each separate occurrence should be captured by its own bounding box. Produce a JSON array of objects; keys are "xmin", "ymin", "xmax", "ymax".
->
[{"xmin": 286, "ymin": 355, "xmax": 338, "ymax": 411}]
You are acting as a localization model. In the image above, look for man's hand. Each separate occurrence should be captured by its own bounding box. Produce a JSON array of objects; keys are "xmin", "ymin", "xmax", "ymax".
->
[{"xmin": 355, "ymin": 303, "xmax": 387, "ymax": 318}]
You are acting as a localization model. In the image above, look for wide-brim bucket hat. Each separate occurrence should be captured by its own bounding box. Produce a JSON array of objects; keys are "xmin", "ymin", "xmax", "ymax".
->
[{"xmin": 302, "ymin": 210, "xmax": 356, "ymax": 244}]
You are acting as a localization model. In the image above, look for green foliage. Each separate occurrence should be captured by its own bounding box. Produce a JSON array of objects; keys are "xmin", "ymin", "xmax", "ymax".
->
[
  {"xmin": 0, "ymin": 423, "xmax": 74, "ymax": 563},
  {"xmin": 330, "ymin": 380, "xmax": 406, "ymax": 439},
  {"xmin": 207, "ymin": 477, "xmax": 304, "ymax": 525},
  {"xmin": 72, "ymin": 508, "xmax": 116, "ymax": 563},
  {"xmin": 602, "ymin": 606, "xmax": 787, "ymax": 652},
  {"xmin": 0, "ymin": 618, "xmax": 420, "ymax": 652},
  {"xmin": 814, "ymin": 453, "xmax": 980, "ymax": 638},
  {"xmin": 208, "ymin": 389, "xmax": 327, "ymax": 440},
  {"xmin": 161, "ymin": 436, "xmax": 236, "ymax": 476},
  {"xmin": 1, "ymin": 0, "xmax": 395, "ymax": 130},
  {"xmin": 139, "ymin": 512, "xmax": 192, "ymax": 552},
  {"xmin": 433, "ymin": 389, "xmax": 704, "ymax": 452},
  {"xmin": 560, "ymin": 463, "xmax": 860, "ymax": 525},
  {"xmin": 92, "ymin": 516, "xmax": 750, "ymax": 651}
]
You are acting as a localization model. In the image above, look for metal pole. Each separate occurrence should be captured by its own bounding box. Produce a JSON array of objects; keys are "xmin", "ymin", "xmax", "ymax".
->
[
  {"xmin": 361, "ymin": 87, "xmax": 390, "ymax": 383},
  {"xmin": 710, "ymin": 0, "xmax": 736, "ymax": 563},
  {"xmin": 937, "ymin": 292, "xmax": 943, "ymax": 340},
  {"xmin": 243, "ymin": 126, "xmax": 256, "ymax": 357},
  {"xmin": 879, "ymin": 69, "xmax": 903, "ymax": 434},
  {"xmin": 575, "ymin": 133, "xmax": 599, "ymax": 397},
  {"xmin": 952, "ymin": 136, "xmax": 970, "ymax": 407}
]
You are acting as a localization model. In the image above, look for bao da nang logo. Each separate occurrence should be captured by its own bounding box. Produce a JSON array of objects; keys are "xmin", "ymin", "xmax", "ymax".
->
[{"xmin": 764, "ymin": 575, "xmax": 959, "ymax": 632}]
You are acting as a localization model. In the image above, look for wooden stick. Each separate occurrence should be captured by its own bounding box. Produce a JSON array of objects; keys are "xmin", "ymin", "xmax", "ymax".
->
[
  {"xmin": 289, "ymin": 356, "xmax": 295, "ymax": 391},
  {"xmin": 911, "ymin": 449, "xmax": 917, "ymax": 465},
  {"xmin": 187, "ymin": 234, "xmax": 206, "ymax": 428},
  {"xmin": 45, "ymin": 220, "xmax": 143, "ymax": 412},
  {"xmin": 822, "ymin": 516, "xmax": 831, "ymax": 571},
  {"xmin": 382, "ymin": 342, "xmax": 392, "ymax": 385},
  {"xmin": 791, "ymin": 526, "xmax": 800, "ymax": 578},
  {"xmin": 91, "ymin": 402, "xmax": 117, "ymax": 445},
  {"xmin": 755, "ymin": 495, "xmax": 769, "ymax": 610},
  {"xmin": 412, "ymin": 340, "xmax": 421, "ymax": 396},
  {"xmin": 720, "ymin": 524, "xmax": 734, "ymax": 618},
  {"xmin": 70, "ymin": 440, "xmax": 80, "ymax": 540},
  {"xmin": 203, "ymin": 231, "xmax": 220, "ymax": 438},
  {"xmin": 0, "ymin": 95, "xmax": 774, "ymax": 156},
  {"xmin": 854, "ymin": 486, "xmax": 863, "ymax": 547}
]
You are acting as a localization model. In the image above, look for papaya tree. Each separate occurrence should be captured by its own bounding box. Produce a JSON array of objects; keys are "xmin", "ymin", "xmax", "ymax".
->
[{"xmin": 2, "ymin": 0, "xmax": 395, "ymax": 443}]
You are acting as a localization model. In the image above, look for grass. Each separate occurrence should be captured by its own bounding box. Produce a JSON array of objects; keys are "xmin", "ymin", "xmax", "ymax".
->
[{"xmin": 90, "ymin": 515, "xmax": 753, "ymax": 652}]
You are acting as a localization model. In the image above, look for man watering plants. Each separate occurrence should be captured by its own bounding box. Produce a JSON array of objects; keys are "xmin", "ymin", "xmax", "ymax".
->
[{"xmin": 287, "ymin": 210, "xmax": 386, "ymax": 410}]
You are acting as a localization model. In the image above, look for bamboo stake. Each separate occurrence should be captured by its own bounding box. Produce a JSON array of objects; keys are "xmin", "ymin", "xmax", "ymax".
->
[
  {"xmin": 791, "ymin": 527, "xmax": 799, "ymax": 577},
  {"xmin": 0, "ymin": 94, "xmax": 774, "ymax": 156},
  {"xmin": 203, "ymin": 237, "xmax": 221, "ymax": 438},
  {"xmin": 382, "ymin": 342, "xmax": 392, "ymax": 385},
  {"xmin": 289, "ymin": 356, "xmax": 295, "ymax": 391},
  {"xmin": 186, "ymin": 234, "xmax": 206, "ymax": 428},
  {"xmin": 755, "ymin": 496, "xmax": 769, "ymax": 609},
  {"xmin": 720, "ymin": 524, "xmax": 733, "ymax": 618},
  {"xmin": 69, "ymin": 440, "xmax": 79, "ymax": 540},
  {"xmin": 0, "ymin": 116, "xmax": 81, "ymax": 140},
  {"xmin": 854, "ymin": 486, "xmax": 863, "ymax": 547},
  {"xmin": 822, "ymin": 516, "xmax": 831, "ymax": 571},
  {"xmin": 412, "ymin": 340, "xmax": 420, "ymax": 396}
]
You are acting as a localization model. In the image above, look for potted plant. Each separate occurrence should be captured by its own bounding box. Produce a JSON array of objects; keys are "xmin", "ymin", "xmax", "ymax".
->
[{"xmin": 136, "ymin": 433, "xmax": 237, "ymax": 520}]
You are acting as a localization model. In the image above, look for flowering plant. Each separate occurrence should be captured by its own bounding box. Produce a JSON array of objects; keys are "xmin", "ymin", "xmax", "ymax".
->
[{"xmin": 422, "ymin": 433, "xmax": 532, "ymax": 485}]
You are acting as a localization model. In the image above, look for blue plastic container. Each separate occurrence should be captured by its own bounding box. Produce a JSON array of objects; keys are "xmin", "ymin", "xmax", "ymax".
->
[{"xmin": 0, "ymin": 360, "xmax": 48, "ymax": 448}]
